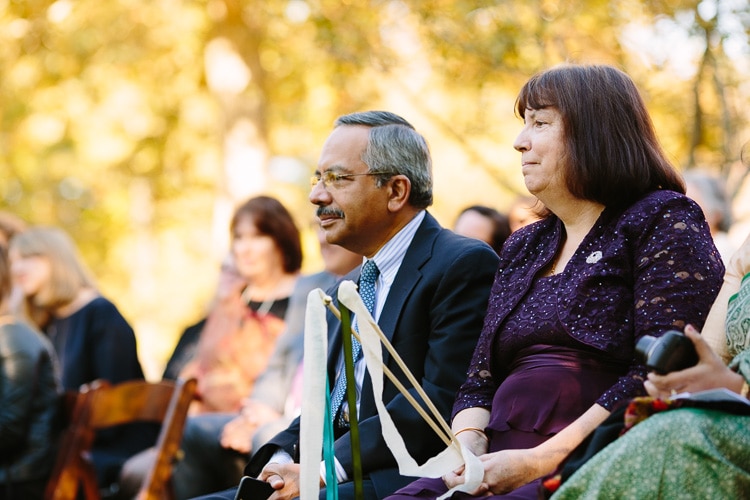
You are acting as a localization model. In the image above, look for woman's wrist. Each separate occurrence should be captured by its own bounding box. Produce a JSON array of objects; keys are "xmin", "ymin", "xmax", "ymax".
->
[
  {"xmin": 725, "ymin": 368, "xmax": 748, "ymax": 396},
  {"xmin": 729, "ymin": 349, "xmax": 750, "ymax": 398},
  {"xmin": 532, "ymin": 439, "xmax": 575, "ymax": 478},
  {"xmin": 454, "ymin": 427, "xmax": 489, "ymax": 455},
  {"xmin": 454, "ymin": 427, "xmax": 488, "ymax": 440}
]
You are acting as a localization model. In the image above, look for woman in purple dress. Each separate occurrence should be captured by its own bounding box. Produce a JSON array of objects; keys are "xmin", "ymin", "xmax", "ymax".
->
[{"xmin": 387, "ymin": 64, "xmax": 725, "ymax": 499}]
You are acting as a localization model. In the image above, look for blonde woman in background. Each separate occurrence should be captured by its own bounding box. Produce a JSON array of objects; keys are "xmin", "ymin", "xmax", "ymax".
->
[
  {"xmin": 0, "ymin": 243, "xmax": 60, "ymax": 500},
  {"xmin": 9, "ymin": 226, "xmax": 148, "ymax": 497}
]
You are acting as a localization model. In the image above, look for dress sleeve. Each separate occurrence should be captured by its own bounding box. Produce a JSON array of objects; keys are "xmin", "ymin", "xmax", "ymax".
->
[
  {"xmin": 451, "ymin": 223, "xmax": 550, "ymax": 419},
  {"xmin": 451, "ymin": 262, "xmax": 502, "ymax": 420},
  {"xmin": 89, "ymin": 299, "xmax": 144, "ymax": 384},
  {"xmin": 596, "ymin": 194, "xmax": 725, "ymax": 409}
]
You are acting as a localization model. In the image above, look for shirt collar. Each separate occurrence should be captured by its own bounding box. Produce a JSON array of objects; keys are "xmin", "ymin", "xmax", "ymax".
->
[{"xmin": 364, "ymin": 210, "xmax": 425, "ymax": 288}]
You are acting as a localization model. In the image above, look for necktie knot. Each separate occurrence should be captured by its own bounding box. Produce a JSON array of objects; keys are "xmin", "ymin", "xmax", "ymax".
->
[{"xmin": 361, "ymin": 259, "xmax": 379, "ymax": 284}]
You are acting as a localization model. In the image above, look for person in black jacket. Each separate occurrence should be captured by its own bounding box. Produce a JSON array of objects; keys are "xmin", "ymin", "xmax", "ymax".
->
[{"xmin": 0, "ymin": 244, "xmax": 61, "ymax": 500}]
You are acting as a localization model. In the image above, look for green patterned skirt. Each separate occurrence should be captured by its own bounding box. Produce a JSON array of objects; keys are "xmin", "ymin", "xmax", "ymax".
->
[{"xmin": 551, "ymin": 408, "xmax": 750, "ymax": 499}]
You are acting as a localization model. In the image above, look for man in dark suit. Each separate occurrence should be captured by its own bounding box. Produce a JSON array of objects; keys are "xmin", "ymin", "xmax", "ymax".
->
[{"xmin": 195, "ymin": 111, "xmax": 498, "ymax": 500}]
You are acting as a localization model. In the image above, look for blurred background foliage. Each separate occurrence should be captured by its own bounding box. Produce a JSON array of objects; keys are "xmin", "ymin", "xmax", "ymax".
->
[{"xmin": 1, "ymin": 0, "xmax": 748, "ymax": 377}]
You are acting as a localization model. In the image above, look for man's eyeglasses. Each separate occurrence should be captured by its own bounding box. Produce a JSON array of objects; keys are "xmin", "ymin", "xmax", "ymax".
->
[{"xmin": 310, "ymin": 171, "xmax": 389, "ymax": 188}]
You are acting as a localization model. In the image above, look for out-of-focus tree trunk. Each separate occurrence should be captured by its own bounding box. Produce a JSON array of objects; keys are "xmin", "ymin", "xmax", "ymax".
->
[{"xmin": 204, "ymin": 0, "xmax": 273, "ymax": 250}]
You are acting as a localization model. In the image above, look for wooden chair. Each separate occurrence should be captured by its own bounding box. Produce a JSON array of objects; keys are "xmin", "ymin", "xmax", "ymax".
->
[{"xmin": 45, "ymin": 377, "xmax": 197, "ymax": 500}]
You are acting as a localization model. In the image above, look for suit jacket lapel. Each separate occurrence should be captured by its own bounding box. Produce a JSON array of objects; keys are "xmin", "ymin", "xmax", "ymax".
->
[
  {"xmin": 377, "ymin": 213, "xmax": 440, "ymax": 350},
  {"xmin": 359, "ymin": 213, "xmax": 441, "ymax": 417}
]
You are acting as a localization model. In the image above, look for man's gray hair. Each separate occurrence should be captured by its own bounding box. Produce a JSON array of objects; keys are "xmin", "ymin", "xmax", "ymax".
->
[{"xmin": 335, "ymin": 111, "xmax": 433, "ymax": 208}]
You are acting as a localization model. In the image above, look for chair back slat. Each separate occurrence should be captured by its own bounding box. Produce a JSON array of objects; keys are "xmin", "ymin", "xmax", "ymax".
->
[
  {"xmin": 140, "ymin": 378, "xmax": 198, "ymax": 500},
  {"xmin": 87, "ymin": 381, "xmax": 177, "ymax": 429},
  {"xmin": 45, "ymin": 378, "xmax": 197, "ymax": 500}
]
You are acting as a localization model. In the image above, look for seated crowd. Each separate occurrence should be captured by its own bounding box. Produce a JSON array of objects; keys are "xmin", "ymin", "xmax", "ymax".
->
[{"xmin": 0, "ymin": 62, "xmax": 747, "ymax": 500}]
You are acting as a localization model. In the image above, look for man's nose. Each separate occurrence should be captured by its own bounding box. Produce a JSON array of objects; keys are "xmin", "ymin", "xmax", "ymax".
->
[{"xmin": 309, "ymin": 181, "xmax": 331, "ymax": 205}]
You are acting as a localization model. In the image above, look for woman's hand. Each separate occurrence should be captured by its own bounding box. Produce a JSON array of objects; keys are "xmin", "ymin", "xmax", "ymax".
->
[
  {"xmin": 447, "ymin": 448, "xmax": 543, "ymax": 495},
  {"xmin": 220, "ymin": 400, "xmax": 281, "ymax": 453},
  {"xmin": 645, "ymin": 325, "xmax": 744, "ymax": 397},
  {"xmin": 441, "ymin": 428, "xmax": 492, "ymax": 495},
  {"xmin": 482, "ymin": 448, "xmax": 545, "ymax": 494},
  {"xmin": 444, "ymin": 408, "xmax": 492, "ymax": 494},
  {"xmin": 445, "ymin": 405, "xmax": 609, "ymax": 495},
  {"xmin": 219, "ymin": 413, "xmax": 257, "ymax": 454},
  {"xmin": 442, "ymin": 464, "xmax": 490, "ymax": 496}
]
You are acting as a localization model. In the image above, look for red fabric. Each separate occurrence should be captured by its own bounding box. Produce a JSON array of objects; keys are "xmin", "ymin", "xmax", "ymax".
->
[{"xmin": 181, "ymin": 294, "xmax": 284, "ymax": 414}]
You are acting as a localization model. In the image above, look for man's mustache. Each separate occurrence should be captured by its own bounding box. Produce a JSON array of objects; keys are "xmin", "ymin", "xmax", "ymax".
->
[{"xmin": 316, "ymin": 207, "xmax": 345, "ymax": 218}]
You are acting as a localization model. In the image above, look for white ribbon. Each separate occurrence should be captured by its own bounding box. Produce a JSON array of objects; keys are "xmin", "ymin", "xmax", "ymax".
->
[
  {"xmin": 299, "ymin": 289, "xmax": 330, "ymax": 499},
  {"xmin": 300, "ymin": 282, "xmax": 484, "ymax": 499}
]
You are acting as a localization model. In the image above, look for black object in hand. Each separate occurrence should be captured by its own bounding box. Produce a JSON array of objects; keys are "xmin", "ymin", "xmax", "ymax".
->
[
  {"xmin": 635, "ymin": 329, "xmax": 699, "ymax": 374},
  {"xmin": 234, "ymin": 476, "xmax": 274, "ymax": 500}
]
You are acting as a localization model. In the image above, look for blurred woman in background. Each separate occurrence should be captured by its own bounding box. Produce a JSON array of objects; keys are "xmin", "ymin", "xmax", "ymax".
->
[
  {"xmin": 180, "ymin": 195, "xmax": 302, "ymax": 415},
  {"xmin": 0, "ymin": 244, "xmax": 60, "ymax": 500},
  {"xmin": 9, "ymin": 226, "xmax": 146, "ymax": 496},
  {"xmin": 118, "ymin": 195, "xmax": 304, "ymax": 498},
  {"xmin": 9, "ymin": 226, "xmax": 143, "ymax": 389}
]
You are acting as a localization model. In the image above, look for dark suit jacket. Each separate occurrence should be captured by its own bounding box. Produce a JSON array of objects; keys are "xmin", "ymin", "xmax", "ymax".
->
[{"xmin": 245, "ymin": 212, "xmax": 499, "ymax": 498}]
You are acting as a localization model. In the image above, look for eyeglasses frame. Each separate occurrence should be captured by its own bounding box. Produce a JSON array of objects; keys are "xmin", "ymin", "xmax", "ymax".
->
[{"xmin": 310, "ymin": 171, "xmax": 391, "ymax": 188}]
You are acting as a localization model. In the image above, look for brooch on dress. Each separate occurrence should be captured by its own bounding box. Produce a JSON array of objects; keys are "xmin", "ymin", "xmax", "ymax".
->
[{"xmin": 586, "ymin": 251, "xmax": 603, "ymax": 264}]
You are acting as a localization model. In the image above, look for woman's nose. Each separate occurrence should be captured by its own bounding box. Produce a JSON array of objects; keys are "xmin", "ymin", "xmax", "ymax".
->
[{"xmin": 513, "ymin": 129, "xmax": 530, "ymax": 152}]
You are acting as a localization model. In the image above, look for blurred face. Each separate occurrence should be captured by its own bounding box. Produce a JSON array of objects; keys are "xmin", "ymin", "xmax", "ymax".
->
[
  {"xmin": 508, "ymin": 203, "xmax": 541, "ymax": 232},
  {"xmin": 9, "ymin": 248, "xmax": 50, "ymax": 297},
  {"xmin": 453, "ymin": 210, "xmax": 494, "ymax": 246},
  {"xmin": 310, "ymin": 125, "xmax": 392, "ymax": 257},
  {"xmin": 513, "ymin": 107, "xmax": 567, "ymax": 199},
  {"xmin": 231, "ymin": 215, "xmax": 284, "ymax": 281}
]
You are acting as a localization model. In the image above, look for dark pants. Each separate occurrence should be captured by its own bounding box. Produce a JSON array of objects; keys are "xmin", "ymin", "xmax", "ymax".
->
[
  {"xmin": 0, "ymin": 479, "xmax": 47, "ymax": 500},
  {"xmin": 190, "ymin": 479, "xmax": 377, "ymax": 500},
  {"xmin": 172, "ymin": 413, "xmax": 247, "ymax": 499}
]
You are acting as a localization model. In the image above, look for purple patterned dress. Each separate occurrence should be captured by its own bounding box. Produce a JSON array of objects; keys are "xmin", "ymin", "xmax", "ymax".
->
[{"xmin": 387, "ymin": 190, "xmax": 724, "ymax": 500}]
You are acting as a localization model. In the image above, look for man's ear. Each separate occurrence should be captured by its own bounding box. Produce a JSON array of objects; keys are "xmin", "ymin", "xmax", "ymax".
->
[{"xmin": 386, "ymin": 175, "xmax": 411, "ymax": 212}]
